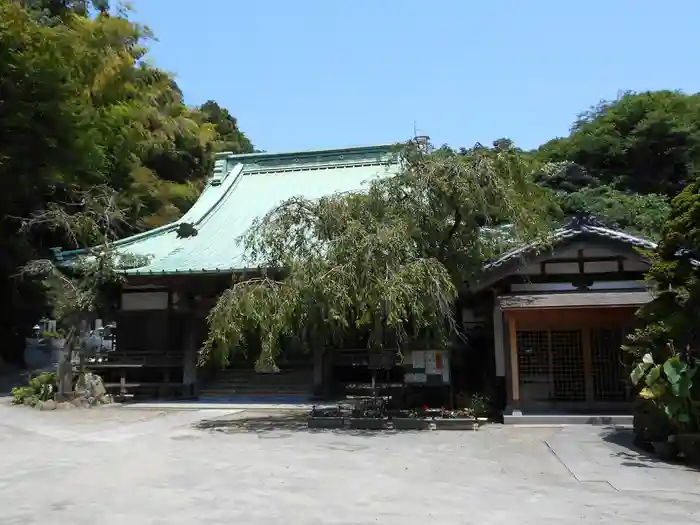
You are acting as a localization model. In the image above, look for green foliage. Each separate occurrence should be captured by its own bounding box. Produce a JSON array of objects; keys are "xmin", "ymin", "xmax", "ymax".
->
[
  {"xmin": 629, "ymin": 347, "xmax": 700, "ymax": 431},
  {"xmin": 550, "ymin": 182, "xmax": 669, "ymax": 240},
  {"xmin": 11, "ymin": 371, "xmax": 57, "ymax": 406},
  {"xmin": 18, "ymin": 0, "xmax": 109, "ymax": 26},
  {"xmin": 20, "ymin": 185, "xmax": 149, "ymax": 365},
  {"xmin": 41, "ymin": 330, "xmax": 65, "ymax": 339},
  {"xmin": 0, "ymin": 1, "xmax": 252, "ymax": 363},
  {"xmin": 202, "ymin": 142, "xmax": 552, "ymax": 369},
  {"xmin": 626, "ymin": 179, "xmax": 700, "ymax": 360},
  {"xmin": 537, "ymin": 90, "xmax": 700, "ymax": 197},
  {"xmin": 626, "ymin": 174, "xmax": 700, "ymax": 433},
  {"xmin": 197, "ymin": 100, "xmax": 254, "ymax": 154},
  {"xmin": 0, "ymin": 1, "xmax": 253, "ymax": 240}
]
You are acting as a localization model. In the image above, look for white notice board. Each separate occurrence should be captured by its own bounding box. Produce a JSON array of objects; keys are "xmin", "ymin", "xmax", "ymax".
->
[{"xmin": 412, "ymin": 351, "xmax": 425, "ymax": 369}]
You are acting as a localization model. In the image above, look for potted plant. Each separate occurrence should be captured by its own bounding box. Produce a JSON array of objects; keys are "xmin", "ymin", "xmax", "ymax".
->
[
  {"xmin": 432, "ymin": 407, "xmax": 478, "ymax": 430},
  {"xmin": 662, "ymin": 355, "xmax": 700, "ymax": 465},
  {"xmin": 632, "ymin": 397, "xmax": 675, "ymax": 456},
  {"xmin": 470, "ymin": 393, "xmax": 490, "ymax": 423},
  {"xmin": 390, "ymin": 408, "xmax": 430, "ymax": 430},
  {"xmin": 645, "ymin": 403, "xmax": 676, "ymax": 460},
  {"xmin": 677, "ymin": 433, "xmax": 700, "ymax": 465},
  {"xmin": 630, "ymin": 348, "xmax": 699, "ymax": 462},
  {"xmin": 348, "ymin": 399, "xmax": 387, "ymax": 430},
  {"xmin": 307, "ymin": 405, "xmax": 345, "ymax": 429}
]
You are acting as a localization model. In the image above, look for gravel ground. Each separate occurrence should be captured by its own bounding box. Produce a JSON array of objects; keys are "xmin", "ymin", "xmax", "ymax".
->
[{"xmin": 1, "ymin": 400, "xmax": 699, "ymax": 525}]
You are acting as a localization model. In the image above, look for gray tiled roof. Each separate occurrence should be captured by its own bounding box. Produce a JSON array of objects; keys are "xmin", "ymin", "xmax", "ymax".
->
[{"xmin": 484, "ymin": 220, "xmax": 657, "ymax": 272}]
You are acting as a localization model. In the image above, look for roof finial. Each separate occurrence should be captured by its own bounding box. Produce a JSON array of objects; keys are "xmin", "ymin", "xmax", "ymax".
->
[{"xmin": 567, "ymin": 211, "xmax": 603, "ymax": 230}]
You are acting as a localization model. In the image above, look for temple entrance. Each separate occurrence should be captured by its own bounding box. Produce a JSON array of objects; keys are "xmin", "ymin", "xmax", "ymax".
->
[
  {"xmin": 516, "ymin": 329, "xmax": 588, "ymax": 404},
  {"xmin": 508, "ymin": 308, "xmax": 636, "ymax": 411}
]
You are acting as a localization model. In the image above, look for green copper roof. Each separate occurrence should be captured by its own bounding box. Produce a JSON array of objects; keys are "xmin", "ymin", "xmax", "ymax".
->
[{"xmin": 71, "ymin": 144, "xmax": 399, "ymax": 275}]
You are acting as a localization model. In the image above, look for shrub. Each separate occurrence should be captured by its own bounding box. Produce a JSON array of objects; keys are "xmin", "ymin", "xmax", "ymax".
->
[{"xmin": 11, "ymin": 371, "xmax": 57, "ymax": 407}]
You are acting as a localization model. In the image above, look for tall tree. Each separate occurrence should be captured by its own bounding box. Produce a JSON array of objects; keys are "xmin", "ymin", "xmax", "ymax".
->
[
  {"xmin": 537, "ymin": 90, "xmax": 700, "ymax": 196},
  {"xmin": 16, "ymin": 0, "xmax": 109, "ymax": 25},
  {"xmin": 197, "ymin": 100, "xmax": 254, "ymax": 154},
  {"xmin": 626, "ymin": 179, "xmax": 700, "ymax": 361},
  {"xmin": 0, "ymin": 1, "xmax": 254, "ymax": 363},
  {"xmin": 202, "ymin": 143, "xmax": 551, "ymax": 369}
]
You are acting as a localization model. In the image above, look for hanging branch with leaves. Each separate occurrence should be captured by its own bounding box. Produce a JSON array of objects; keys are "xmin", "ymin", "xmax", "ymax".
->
[{"xmin": 201, "ymin": 141, "xmax": 552, "ymax": 370}]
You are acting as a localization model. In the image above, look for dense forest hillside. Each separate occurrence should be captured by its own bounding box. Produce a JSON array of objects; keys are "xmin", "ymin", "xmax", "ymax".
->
[
  {"xmin": 0, "ymin": 0, "xmax": 253, "ymax": 362},
  {"xmin": 2, "ymin": 0, "xmax": 700, "ymax": 364}
]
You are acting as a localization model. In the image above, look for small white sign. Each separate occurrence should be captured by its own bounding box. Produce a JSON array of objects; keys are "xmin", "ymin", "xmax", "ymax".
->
[
  {"xmin": 405, "ymin": 373, "xmax": 427, "ymax": 384},
  {"xmin": 442, "ymin": 354, "xmax": 450, "ymax": 382},
  {"xmin": 425, "ymin": 351, "xmax": 437, "ymax": 374},
  {"xmin": 411, "ymin": 351, "xmax": 425, "ymax": 369}
]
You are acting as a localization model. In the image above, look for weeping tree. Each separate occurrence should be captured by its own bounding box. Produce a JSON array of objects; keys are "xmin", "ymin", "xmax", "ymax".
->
[
  {"xmin": 201, "ymin": 141, "xmax": 552, "ymax": 371},
  {"xmin": 18, "ymin": 186, "xmax": 146, "ymax": 388}
]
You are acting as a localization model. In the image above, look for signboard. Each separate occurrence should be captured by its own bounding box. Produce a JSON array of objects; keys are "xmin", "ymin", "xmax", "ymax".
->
[
  {"xmin": 404, "ymin": 350, "xmax": 450, "ymax": 385},
  {"xmin": 121, "ymin": 292, "xmax": 168, "ymax": 311}
]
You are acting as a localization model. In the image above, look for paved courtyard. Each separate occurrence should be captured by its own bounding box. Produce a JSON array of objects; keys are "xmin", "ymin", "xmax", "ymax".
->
[{"xmin": 1, "ymin": 400, "xmax": 699, "ymax": 525}]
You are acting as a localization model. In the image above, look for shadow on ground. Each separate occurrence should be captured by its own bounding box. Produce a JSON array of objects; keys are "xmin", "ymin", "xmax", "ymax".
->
[
  {"xmin": 195, "ymin": 412, "xmax": 415, "ymax": 439},
  {"xmin": 601, "ymin": 427, "xmax": 698, "ymax": 471}
]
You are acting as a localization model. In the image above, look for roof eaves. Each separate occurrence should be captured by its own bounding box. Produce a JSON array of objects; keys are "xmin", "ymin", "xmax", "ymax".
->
[
  {"xmin": 51, "ymin": 221, "xmax": 182, "ymax": 265},
  {"xmin": 483, "ymin": 225, "xmax": 658, "ymax": 273},
  {"xmin": 219, "ymin": 143, "xmax": 400, "ymax": 164},
  {"xmin": 122, "ymin": 265, "xmax": 262, "ymax": 277}
]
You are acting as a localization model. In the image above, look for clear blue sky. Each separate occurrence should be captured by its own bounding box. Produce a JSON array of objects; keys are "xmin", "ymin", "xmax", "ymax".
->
[{"xmin": 130, "ymin": 0, "xmax": 700, "ymax": 153}]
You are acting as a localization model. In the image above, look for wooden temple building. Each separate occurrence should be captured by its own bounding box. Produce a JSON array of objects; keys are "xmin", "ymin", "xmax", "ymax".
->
[{"xmin": 52, "ymin": 144, "xmax": 657, "ymax": 420}]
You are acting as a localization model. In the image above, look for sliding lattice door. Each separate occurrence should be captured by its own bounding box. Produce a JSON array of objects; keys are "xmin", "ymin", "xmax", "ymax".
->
[{"xmin": 515, "ymin": 327, "xmax": 629, "ymax": 405}]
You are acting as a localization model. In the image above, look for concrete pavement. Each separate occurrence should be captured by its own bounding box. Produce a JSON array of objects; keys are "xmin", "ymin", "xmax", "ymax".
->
[{"xmin": 0, "ymin": 400, "xmax": 698, "ymax": 524}]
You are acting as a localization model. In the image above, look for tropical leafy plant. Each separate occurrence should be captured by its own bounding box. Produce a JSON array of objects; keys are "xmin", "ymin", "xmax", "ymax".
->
[{"xmin": 630, "ymin": 344, "xmax": 700, "ymax": 431}]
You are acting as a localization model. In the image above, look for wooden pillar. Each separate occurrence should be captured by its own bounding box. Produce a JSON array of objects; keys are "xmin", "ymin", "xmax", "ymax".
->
[
  {"xmin": 508, "ymin": 315, "xmax": 520, "ymax": 408},
  {"xmin": 582, "ymin": 328, "xmax": 594, "ymax": 403},
  {"xmin": 312, "ymin": 346, "xmax": 324, "ymax": 396},
  {"xmin": 182, "ymin": 317, "xmax": 198, "ymax": 398},
  {"xmin": 492, "ymin": 304, "xmax": 505, "ymax": 377}
]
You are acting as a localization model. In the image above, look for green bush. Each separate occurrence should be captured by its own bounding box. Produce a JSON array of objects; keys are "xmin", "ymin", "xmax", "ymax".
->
[
  {"xmin": 629, "ymin": 347, "xmax": 700, "ymax": 433},
  {"xmin": 11, "ymin": 371, "xmax": 57, "ymax": 407},
  {"xmin": 455, "ymin": 392, "xmax": 491, "ymax": 417}
]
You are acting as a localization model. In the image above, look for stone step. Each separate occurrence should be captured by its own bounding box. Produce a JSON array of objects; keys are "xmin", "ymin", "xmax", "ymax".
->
[
  {"xmin": 200, "ymin": 388, "xmax": 311, "ymax": 397},
  {"xmin": 503, "ymin": 413, "xmax": 633, "ymax": 426},
  {"xmin": 202, "ymin": 368, "xmax": 313, "ymax": 398},
  {"xmin": 204, "ymin": 383, "xmax": 311, "ymax": 390},
  {"xmin": 211, "ymin": 372, "xmax": 311, "ymax": 379},
  {"xmin": 209, "ymin": 380, "xmax": 311, "ymax": 387},
  {"xmin": 203, "ymin": 384, "xmax": 312, "ymax": 392}
]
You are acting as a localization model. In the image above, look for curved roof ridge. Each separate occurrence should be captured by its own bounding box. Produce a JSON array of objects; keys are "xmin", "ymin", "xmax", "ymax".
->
[{"xmin": 483, "ymin": 223, "xmax": 657, "ymax": 272}]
